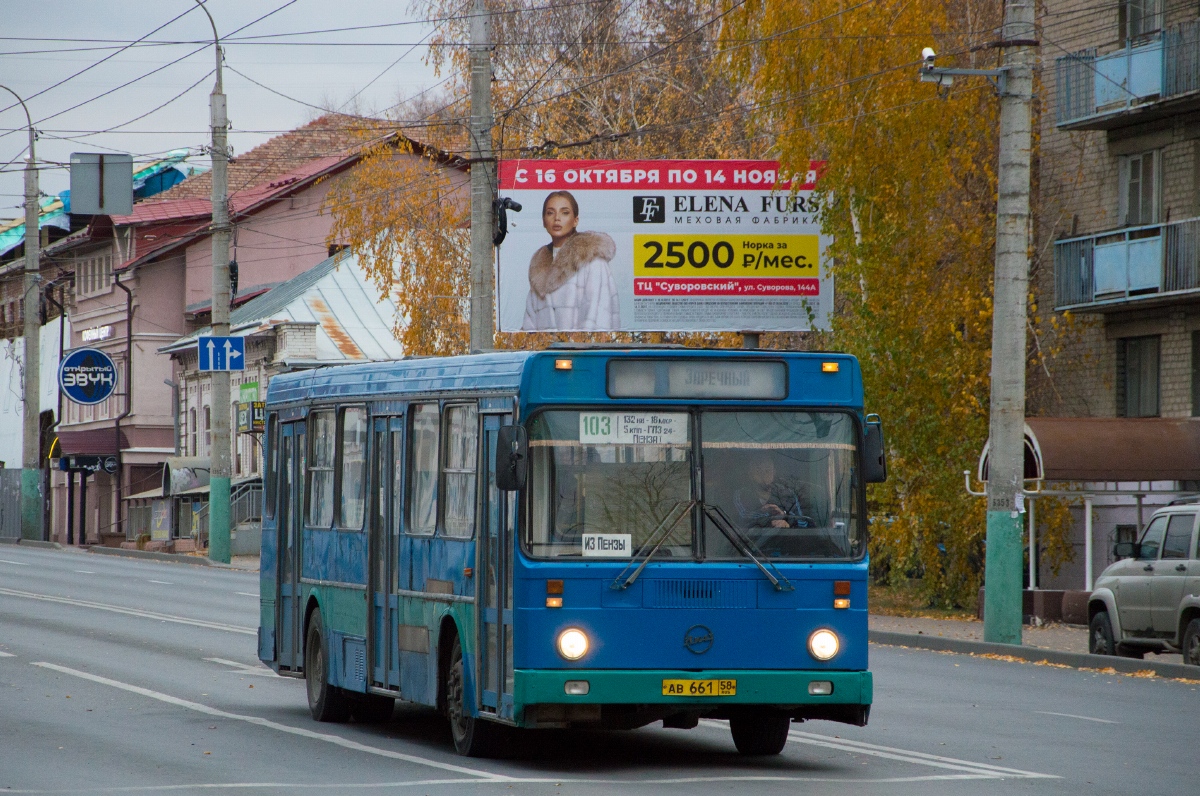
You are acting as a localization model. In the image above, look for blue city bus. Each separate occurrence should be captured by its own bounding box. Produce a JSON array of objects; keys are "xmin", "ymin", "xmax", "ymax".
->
[{"xmin": 258, "ymin": 347, "xmax": 886, "ymax": 756}]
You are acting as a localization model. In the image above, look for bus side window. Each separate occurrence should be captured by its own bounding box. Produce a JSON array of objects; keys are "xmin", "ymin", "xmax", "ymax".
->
[
  {"xmin": 308, "ymin": 409, "xmax": 336, "ymax": 527},
  {"xmin": 338, "ymin": 407, "xmax": 367, "ymax": 530},
  {"xmin": 409, "ymin": 404, "xmax": 440, "ymax": 535},
  {"xmin": 443, "ymin": 404, "xmax": 479, "ymax": 539},
  {"xmin": 264, "ymin": 414, "xmax": 278, "ymax": 519}
]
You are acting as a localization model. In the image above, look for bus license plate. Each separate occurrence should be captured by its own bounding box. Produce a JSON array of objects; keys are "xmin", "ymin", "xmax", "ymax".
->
[{"xmin": 662, "ymin": 679, "xmax": 736, "ymax": 697}]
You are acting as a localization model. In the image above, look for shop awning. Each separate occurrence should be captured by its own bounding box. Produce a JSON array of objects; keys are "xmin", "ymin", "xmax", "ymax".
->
[
  {"xmin": 978, "ymin": 417, "xmax": 1200, "ymax": 483},
  {"xmin": 55, "ymin": 429, "xmax": 129, "ymax": 456}
]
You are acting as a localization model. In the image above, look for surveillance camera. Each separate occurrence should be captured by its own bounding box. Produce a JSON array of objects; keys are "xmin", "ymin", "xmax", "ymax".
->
[{"xmin": 921, "ymin": 47, "xmax": 936, "ymax": 63}]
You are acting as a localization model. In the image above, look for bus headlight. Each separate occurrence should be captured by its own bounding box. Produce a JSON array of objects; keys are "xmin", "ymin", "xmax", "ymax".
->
[
  {"xmin": 556, "ymin": 628, "xmax": 589, "ymax": 661},
  {"xmin": 808, "ymin": 629, "xmax": 840, "ymax": 661}
]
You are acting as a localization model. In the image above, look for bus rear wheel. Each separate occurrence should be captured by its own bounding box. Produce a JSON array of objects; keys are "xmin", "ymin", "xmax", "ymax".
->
[
  {"xmin": 306, "ymin": 608, "xmax": 350, "ymax": 723},
  {"xmin": 445, "ymin": 635, "xmax": 498, "ymax": 757},
  {"xmin": 729, "ymin": 711, "xmax": 791, "ymax": 755}
]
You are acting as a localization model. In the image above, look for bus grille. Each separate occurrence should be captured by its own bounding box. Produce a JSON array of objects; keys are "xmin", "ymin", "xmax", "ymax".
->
[{"xmin": 645, "ymin": 579, "xmax": 756, "ymax": 609}]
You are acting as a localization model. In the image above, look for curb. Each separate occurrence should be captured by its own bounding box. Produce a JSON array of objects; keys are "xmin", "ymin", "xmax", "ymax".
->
[
  {"xmin": 87, "ymin": 546, "xmax": 213, "ymax": 567},
  {"xmin": 870, "ymin": 629, "xmax": 1198, "ymax": 680},
  {"xmin": 0, "ymin": 539, "xmax": 64, "ymax": 549},
  {"xmin": 18, "ymin": 540, "xmax": 65, "ymax": 550}
]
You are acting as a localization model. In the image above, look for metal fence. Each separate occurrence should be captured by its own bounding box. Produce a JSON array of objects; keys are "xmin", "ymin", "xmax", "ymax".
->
[
  {"xmin": 1055, "ymin": 217, "xmax": 1200, "ymax": 308},
  {"xmin": 0, "ymin": 470, "xmax": 21, "ymax": 540},
  {"xmin": 1056, "ymin": 21, "xmax": 1200, "ymax": 127}
]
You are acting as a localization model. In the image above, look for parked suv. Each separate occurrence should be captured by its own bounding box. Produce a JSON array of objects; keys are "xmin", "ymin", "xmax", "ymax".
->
[{"xmin": 1088, "ymin": 502, "xmax": 1200, "ymax": 665}]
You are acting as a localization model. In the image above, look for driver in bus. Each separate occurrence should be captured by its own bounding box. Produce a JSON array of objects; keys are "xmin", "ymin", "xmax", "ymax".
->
[{"xmin": 733, "ymin": 455, "xmax": 809, "ymax": 529}]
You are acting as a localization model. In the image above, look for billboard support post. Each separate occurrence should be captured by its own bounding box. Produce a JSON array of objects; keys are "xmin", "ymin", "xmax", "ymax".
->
[{"xmin": 469, "ymin": 0, "xmax": 495, "ymax": 352}]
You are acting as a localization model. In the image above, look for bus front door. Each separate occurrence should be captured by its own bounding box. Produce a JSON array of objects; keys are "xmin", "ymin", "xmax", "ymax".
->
[
  {"xmin": 277, "ymin": 421, "xmax": 305, "ymax": 670},
  {"xmin": 479, "ymin": 414, "xmax": 515, "ymax": 720},
  {"xmin": 369, "ymin": 417, "xmax": 403, "ymax": 692}
]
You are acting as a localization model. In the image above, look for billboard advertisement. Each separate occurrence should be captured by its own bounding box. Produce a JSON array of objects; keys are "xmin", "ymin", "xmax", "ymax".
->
[{"xmin": 496, "ymin": 159, "xmax": 830, "ymax": 333}]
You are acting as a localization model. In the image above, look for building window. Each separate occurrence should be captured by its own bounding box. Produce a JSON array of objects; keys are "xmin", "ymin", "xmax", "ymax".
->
[
  {"xmin": 1122, "ymin": 0, "xmax": 1162, "ymax": 42},
  {"xmin": 76, "ymin": 253, "xmax": 113, "ymax": 298},
  {"xmin": 203, "ymin": 406, "xmax": 212, "ymax": 454},
  {"xmin": 408, "ymin": 403, "xmax": 440, "ymax": 536},
  {"xmin": 1119, "ymin": 151, "xmax": 1159, "ymax": 227},
  {"xmin": 189, "ymin": 408, "xmax": 197, "ymax": 455},
  {"xmin": 1193, "ymin": 332, "xmax": 1200, "ymax": 417},
  {"xmin": 1117, "ymin": 335, "xmax": 1160, "ymax": 417}
]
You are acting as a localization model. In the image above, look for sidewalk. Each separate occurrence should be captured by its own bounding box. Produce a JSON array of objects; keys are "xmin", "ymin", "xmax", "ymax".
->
[{"xmin": 869, "ymin": 613, "xmax": 1190, "ymax": 674}]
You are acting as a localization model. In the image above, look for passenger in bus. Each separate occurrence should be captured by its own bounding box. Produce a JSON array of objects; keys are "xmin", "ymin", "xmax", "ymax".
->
[
  {"xmin": 733, "ymin": 455, "xmax": 809, "ymax": 529},
  {"xmin": 522, "ymin": 190, "xmax": 621, "ymax": 331}
]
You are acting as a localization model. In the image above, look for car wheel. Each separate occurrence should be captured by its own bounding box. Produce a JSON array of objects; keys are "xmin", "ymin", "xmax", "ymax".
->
[
  {"xmin": 350, "ymin": 693, "xmax": 395, "ymax": 724},
  {"xmin": 1183, "ymin": 619, "xmax": 1200, "ymax": 667},
  {"xmin": 306, "ymin": 607, "xmax": 350, "ymax": 723},
  {"xmin": 1088, "ymin": 611, "xmax": 1115, "ymax": 656},
  {"xmin": 729, "ymin": 711, "xmax": 791, "ymax": 756},
  {"xmin": 444, "ymin": 635, "xmax": 498, "ymax": 757}
]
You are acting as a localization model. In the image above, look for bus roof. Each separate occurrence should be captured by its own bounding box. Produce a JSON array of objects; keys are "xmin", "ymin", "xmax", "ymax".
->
[{"xmin": 265, "ymin": 348, "xmax": 863, "ymax": 409}]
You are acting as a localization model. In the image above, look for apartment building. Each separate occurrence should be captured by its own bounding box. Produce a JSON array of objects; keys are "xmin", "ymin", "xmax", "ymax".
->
[{"xmin": 1034, "ymin": 0, "xmax": 1200, "ymax": 588}]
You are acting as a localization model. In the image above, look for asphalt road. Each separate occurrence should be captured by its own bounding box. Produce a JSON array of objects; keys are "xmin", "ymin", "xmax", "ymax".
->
[{"xmin": 1, "ymin": 545, "xmax": 1193, "ymax": 795}]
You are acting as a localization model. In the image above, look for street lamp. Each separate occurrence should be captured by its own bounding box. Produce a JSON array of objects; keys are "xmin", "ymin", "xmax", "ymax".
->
[
  {"xmin": 0, "ymin": 84, "xmax": 43, "ymax": 542},
  {"xmin": 194, "ymin": 0, "xmax": 233, "ymax": 563}
]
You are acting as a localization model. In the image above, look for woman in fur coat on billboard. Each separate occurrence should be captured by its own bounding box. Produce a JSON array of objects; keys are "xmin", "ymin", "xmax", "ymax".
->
[{"xmin": 521, "ymin": 190, "xmax": 620, "ymax": 331}]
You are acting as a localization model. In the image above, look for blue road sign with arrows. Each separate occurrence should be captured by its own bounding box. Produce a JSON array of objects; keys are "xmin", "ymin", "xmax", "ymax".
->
[{"xmin": 198, "ymin": 335, "xmax": 245, "ymax": 372}]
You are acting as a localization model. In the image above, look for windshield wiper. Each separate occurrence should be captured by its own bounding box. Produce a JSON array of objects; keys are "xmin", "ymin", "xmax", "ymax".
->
[
  {"xmin": 610, "ymin": 500, "xmax": 695, "ymax": 590},
  {"xmin": 702, "ymin": 503, "xmax": 795, "ymax": 592}
]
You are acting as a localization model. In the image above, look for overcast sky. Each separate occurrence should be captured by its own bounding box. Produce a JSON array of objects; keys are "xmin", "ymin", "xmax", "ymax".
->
[{"xmin": 0, "ymin": 0, "xmax": 447, "ymax": 219}]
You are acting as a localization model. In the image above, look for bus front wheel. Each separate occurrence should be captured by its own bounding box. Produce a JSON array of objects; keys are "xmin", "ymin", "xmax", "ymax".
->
[
  {"xmin": 306, "ymin": 608, "xmax": 350, "ymax": 723},
  {"xmin": 445, "ymin": 635, "xmax": 498, "ymax": 757},
  {"xmin": 729, "ymin": 711, "xmax": 791, "ymax": 755}
]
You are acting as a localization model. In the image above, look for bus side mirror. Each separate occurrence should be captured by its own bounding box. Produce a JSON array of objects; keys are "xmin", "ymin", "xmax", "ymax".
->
[
  {"xmin": 864, "ymin": 418, "xmax": 887, "ymax": 483},
  {"xmin": 496, "ymin": 424, "xmax": 528, "ymax": 491}
]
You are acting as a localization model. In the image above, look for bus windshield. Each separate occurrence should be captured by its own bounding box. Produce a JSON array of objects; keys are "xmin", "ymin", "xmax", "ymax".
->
[{"xmin": 525, "ymin": 409, "xmax": 862, "ymax": 561}]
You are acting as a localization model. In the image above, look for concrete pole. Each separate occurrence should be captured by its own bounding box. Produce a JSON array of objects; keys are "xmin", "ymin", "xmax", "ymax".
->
[
  {"xmin": 1084, "ymin": 495, "xmax": 1094, "ymax": 591},
  {"xmin": 1, "ymin": 86, "xmax": 42, "ymax": 541},
  {"xmin": 1028, "ymin": 496, "xmax": 1036, "ymax": 589},
  {"xmin": 197, "ymin": 1, "xmax": 231, "ymax": 563},
  {"xmin": 468, "ymin": 0, "xmax": 495, "ymax": 352},
  {"xmin": 982, "ymin": 0, "xmax": 1035, "ymax": 644}
]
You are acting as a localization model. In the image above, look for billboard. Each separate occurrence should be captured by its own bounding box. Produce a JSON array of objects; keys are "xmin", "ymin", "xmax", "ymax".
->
[{"xmin": 496, "ymin": 160, "xmax": 830, "ymax": 333}]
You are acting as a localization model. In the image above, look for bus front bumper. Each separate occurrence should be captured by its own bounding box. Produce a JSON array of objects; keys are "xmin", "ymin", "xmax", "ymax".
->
[{"xmin": 512, "ymin": 669, "xmax": 872, "ymax": 728}]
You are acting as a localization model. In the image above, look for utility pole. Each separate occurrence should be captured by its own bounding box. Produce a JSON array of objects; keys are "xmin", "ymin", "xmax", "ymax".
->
[
  {"xmin": 197, "ymin": 0, "xmax": 231, "ymax": 563},
  {"xmin": 920, "ymin": 2, "xmax": 1035, "ymax": 644},
  {"xmin": 2, "ymin": 85, "xmax": 42, "ymax": 541},
  {"xmin": 468, "ymin": 0, "xmax": 495, "ymax": 352},
  {"xmin": 982, "ymin": 0, "xmax": 1035, "ymax": 646}
]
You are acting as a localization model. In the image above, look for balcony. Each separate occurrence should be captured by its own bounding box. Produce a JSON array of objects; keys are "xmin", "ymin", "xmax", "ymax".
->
[
  {"xmin": 1054, "ymin": 217, "xmax": 1200, "ymax": 311},
  {"xmin": 1055, "ymin": 21, "xmax": 1200, "ymax": 129}
]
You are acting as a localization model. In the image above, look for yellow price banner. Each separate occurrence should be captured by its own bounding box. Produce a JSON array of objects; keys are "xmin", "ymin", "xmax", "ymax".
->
[{"xmin": 633, "ymin": 234, "xmax": 818, "ymax": 277}]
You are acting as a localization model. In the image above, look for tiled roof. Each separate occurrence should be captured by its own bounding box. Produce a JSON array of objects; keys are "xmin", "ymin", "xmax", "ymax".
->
[{"xmin": 144, "ymin": 114, "xmax": 393, "ymax": 203}]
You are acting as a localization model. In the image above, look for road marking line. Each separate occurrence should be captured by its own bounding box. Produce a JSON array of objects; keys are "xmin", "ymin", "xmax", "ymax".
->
[
  {"xmin": 786, "ymin": 730, "xmax": 1057, "ymax": 778},
  {"xmin": 0, "ymin": 773, "xmax": 1030, "ymax": 793},
  {"xmin": 31, "ymin": 662, "xmax": 511, "ymax": 781},
  {"xmin": 0, "ymin": 558, "xmax": 29, "ymax": 565},
  {"xmin": 1035, "ymin": 710, "xmax": 1118, "ymax": 724},
  {"xmin": 0, "ymin": 651, "xmax": 14, "ymax": 658},
  {"xmin": 235, "ymin": 592, "xmax": 258, "ymax": 598},
  {"xmin": 698, "ymin": 720, "xmax": 1055, "ymax": 779},
  {"xmin": 203, "ymin": 657, "xmax": 279, "ymax": 677},
  {"xmin": 0, "ymin": 587, "xmax": 255, "ymax": 636},
  {"xmin": 149, "ymin": 580, "xmax": 173, "ymax": 585},
  {"xmin": 74, "ymin": 570, "xmax": 97, "ymax": 574}
]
